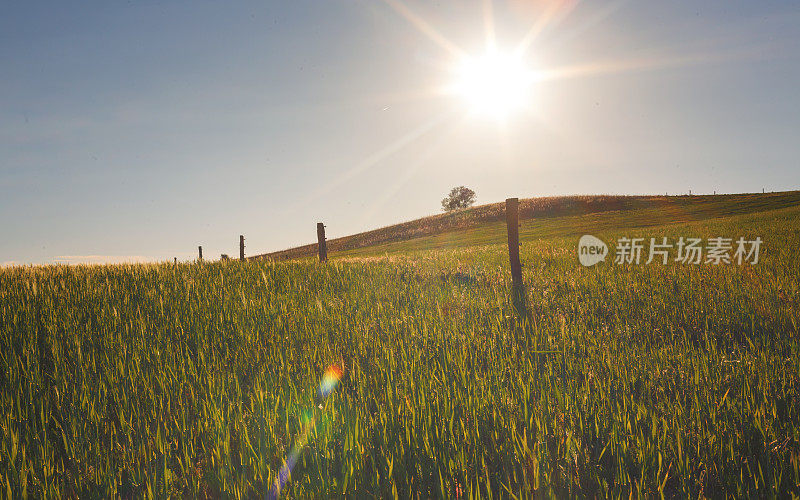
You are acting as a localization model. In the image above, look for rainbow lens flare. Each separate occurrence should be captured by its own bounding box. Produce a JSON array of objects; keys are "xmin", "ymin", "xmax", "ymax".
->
[
  {"xmin": 268, "ymin": 364, "xmax": 343, "ymax": 499},
  {"xmin": 319, "ymin": 365, "xmax": 343, "ymax": 398}
]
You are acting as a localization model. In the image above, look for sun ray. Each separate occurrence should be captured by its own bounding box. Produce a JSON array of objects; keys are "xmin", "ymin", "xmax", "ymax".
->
[
  {"xmin": 514, "ymin": 0, "xmax": 576, "ymax": 58},
  {"xmin": 538, "ymin": 0, "xmax": 629, "ymax": 52},
  {"xmin": 298, "ymin": 110, "xmax": 455, "ymax": 209},
  {"xmin": 482, "ymin": 0, "xmax": 496, "ymax": 50},
  {"xmin": 380, "ymin": 0, "xmax": 467, "ymax": 59},
  {"xmin": 356, "ymin": 110, "xmax": 472, "ymax": 228},
  {"xmin": 537, "ymin": 45, "xmax": 770, "ymax": 83},
  {"xmin": 496, "ymin": 114, "xmax": 516, "ymax": 172}
]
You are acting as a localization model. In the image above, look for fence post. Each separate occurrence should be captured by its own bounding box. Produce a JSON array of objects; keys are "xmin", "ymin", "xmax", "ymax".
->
[
  {"xmin": 506, "ymin": 198, "xmax": 522, "ymax": 286},
  {"xmin": 317, "ymin": 223, "xmax": 328, "ymax": 262},
  {"xmin": 198, "ymin": 246, "xmax": 203, "ymax": 261},
  {"xmin": 240, "ymin": 235, "xmax": 245, "ymax": 261}
]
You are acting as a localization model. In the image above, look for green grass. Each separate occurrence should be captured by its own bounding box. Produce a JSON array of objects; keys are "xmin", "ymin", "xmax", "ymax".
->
[
  {"xmin": 1, "ymin": 196, "xmax": 799, "ymax": 498},
  {"xmin": 257, "ymin": 191, "xmax": 800, "ymax": 260}
]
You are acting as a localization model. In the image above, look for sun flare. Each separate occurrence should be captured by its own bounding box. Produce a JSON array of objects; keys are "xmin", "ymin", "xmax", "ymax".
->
[{"xmin": 451, "ymin": 49, "xmax": 535, "ymax": 118}]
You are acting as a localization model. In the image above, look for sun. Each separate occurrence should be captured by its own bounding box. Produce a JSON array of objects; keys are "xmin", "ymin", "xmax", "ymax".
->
[{"xmin": 451, "ymin": 49, "xmax": 535, "ymax": 118}]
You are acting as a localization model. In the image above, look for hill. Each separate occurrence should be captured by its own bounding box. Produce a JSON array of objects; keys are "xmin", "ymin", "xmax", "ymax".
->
[{"xmin": 251, "ymin": 191, "xmax": 800, "ymax": 260}]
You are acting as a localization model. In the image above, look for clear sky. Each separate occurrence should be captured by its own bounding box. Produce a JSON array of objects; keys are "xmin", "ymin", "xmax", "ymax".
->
[{"xmin": 2, "ymin": 0, "xmax": 799, "ymax": 265}]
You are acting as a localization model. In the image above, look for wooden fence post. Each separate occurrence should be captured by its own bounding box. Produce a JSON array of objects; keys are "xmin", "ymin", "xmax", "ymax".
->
[
  {"xmin": 506, "ymin": 198, "xmax": 522, "ymax": 286},
  {"xmin": 198, "ymin": 246, "xmax": 203, "ymax": 261},
  {"xmin": 239, "ymin": 235, "xmax": 245, "ymax": 261},
  {"xmin": 317, "ymin": 223, "xmax": 328, "ymax": 262}
]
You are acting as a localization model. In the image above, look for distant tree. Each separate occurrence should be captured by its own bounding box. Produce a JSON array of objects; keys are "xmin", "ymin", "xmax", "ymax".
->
[{"xmin": 441, "ymin": 186, "xmax": 476, "ymax": 212}]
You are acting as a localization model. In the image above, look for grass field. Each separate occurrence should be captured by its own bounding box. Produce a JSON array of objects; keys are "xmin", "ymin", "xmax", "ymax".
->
[
  {"xmin": 257, "ymin": 191, "xmax": 800, "ymax": 260},
  {"xmin": 1, "ymin": 193, "xmax": 799, "ymax": 498}
]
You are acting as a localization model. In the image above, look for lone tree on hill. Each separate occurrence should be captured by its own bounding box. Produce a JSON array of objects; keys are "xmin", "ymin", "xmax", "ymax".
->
[{"xmin": 441, "ymin": 186, "xmax": 476, "ymax": 212}]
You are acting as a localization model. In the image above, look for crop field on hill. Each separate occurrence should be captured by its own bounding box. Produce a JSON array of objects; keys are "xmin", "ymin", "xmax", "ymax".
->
[{"xmin": 1, "ymin": 200, "xmax": 799, "ymax": 497}]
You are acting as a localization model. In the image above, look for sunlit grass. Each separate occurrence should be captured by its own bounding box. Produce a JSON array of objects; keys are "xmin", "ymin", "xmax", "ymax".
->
[{"xmin": 1, "ymin": 206, "xmax": 798, "ymax": 497}]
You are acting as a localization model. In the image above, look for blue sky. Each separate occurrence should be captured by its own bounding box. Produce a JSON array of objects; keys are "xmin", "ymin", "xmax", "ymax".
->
[{"xmin": 2, "ymin": 0, "xmax": 799, "ymax": 265}]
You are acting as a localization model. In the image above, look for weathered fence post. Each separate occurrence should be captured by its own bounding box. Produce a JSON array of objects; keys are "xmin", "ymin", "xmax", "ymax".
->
[
  {"xmin": 317, "ymin": 223, "xmax": 328, "ymax": 262},
  {"xmin": 198, "ymin": 246, "xmax": 203, "ymax": 261},
  {"xmin": 239, "ymin": 235, "xmax": 245, "ymax": 261},
  {"xmin": 506, "ymin": 198, "xmax": 522, "ymax": 287},
  {"xmin": 174, "ymin": 257, "xmax": 177, "ymax": 266}
]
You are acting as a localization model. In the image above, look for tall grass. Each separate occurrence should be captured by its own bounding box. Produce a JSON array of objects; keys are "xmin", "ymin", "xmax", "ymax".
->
[{"xmin": 1, "ymin": 209, "xmax": 798, "ymax": 497}]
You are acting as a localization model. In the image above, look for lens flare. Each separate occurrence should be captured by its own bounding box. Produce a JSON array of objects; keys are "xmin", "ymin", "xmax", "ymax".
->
[
  {"xmin": 319, "ymin": 365, "xmax": 343, "ymax": 398},
  {"xmin": 269, "ymin": 364, "xmax": 343, "ymax": 499}
]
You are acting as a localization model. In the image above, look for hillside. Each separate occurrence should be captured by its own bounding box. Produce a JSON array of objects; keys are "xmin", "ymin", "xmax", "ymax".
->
[{"xmin": 251, "ymin": 191, "xmax": 800, "ymax": 260}]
